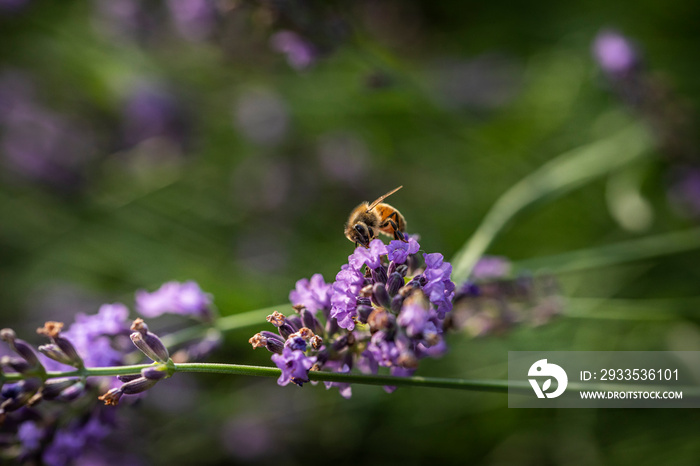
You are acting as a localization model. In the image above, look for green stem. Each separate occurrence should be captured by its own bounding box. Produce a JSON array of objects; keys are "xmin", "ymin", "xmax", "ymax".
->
[
  {"xmin": 450, "ymin": 123, "xmax": 654, "ymax": 284},
  {"xmin": 4, "ymin": 361, "xmax": 518, "ymax": 393},
  {"xmin": 512, "ymin": 227, "xmax": 700, "ymax": 275}
]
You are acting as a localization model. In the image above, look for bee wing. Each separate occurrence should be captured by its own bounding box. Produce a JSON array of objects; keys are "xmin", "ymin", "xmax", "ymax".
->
[{"xmin": 366, "ymin": 186, "xmax": 403, "ymax": 212}]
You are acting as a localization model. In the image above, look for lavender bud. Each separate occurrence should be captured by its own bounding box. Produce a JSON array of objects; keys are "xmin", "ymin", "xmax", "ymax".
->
[
  {"xmin": 118, "ymin": 374, "xmax": 142, "ymax": 383},
  {"xmin": 371, "ymin": 283, "xmax": 391, "ymax": 309},
  {"xmin": 357, "ymin": 297, "xmax": 372, "ymax": 310},
  {"xmin": 395, "ymin": 264, "xmax": 408, "ymax": 277},
  {"xmin": 36, "ymin": 322, "xmax": 83, "ymax": 368},
  {"xmin": 53, "ymin": 337, "xmax": 82, "ymax": 368},
  {"xmin": 41, "ymin": 378, "xmax": 80, "ymax": 401},
  {"xmin": 38, "ymin": 344, "xmax": 75, "ymax": 367},
  {"xmin": 56, "ymin": 381, "xmax": 85, "ymax": 401},
  {"xmin": 249, "ymin": 332, "xmax": 285, "ymax": 354},
  {"xmin": 371, "ymin": 266, "xmax": 388, "ymax": 284},
  {"xmin": 278, "ymin": 322, "xmax": 296, "ymax": 340},
  {"xmin": 356, "ymin": 304, "xmax": 374, "ymax": 324},
  {"xmin": 286, "ymin": 315, "xmax": 303, "ymax": 331},
  {"xmin": 121, "ymin": 376, "xmax": 158, "ymax": 395},
  {"xmin": 331, "ymin": 335, "xmax": 349, "ymax": 352},
  {"xmin": 0, "ymin": 329, "xmax": 40, "ymax": 368},
  {"xmin": 390, "ymin": 295, "xmax": 404, "ymax": 313},
  {"xmin": 0, "ymin": 378, "xmax": 41, "ymax": 412},
  {"xmin": 325, "ymin": 316, "xmax": 339, "ymax": 335},
  {"xmin": 141, "ymin": 366, "xmax": 168, "ymax": 381},
  {"xmin": 1, "ymin": 356, "xmax": 31, "ymax": 374},
  {"xmin": 315, "ymin": 349, "xmax": 329, "ymax": 365},
  {"xmin": 386, "ymin": 272, "xmax": 404, "ymax": 296},
  {"xmin": 300, "ymin": 309, "xmax": 323, "ymax": 335},
  {"xmin": 310, "ymin": 335, "xmax": 323, "ymax": 350},
  {"xmin": 266, "ymin": 311, "xmax": 286, "ymax": 327},
  {"xmin": 131, "ymin": 331, "xmax": 170, "ymax": 364},
  {"xmin": 387, "ymin": 261, "xmax": 397, "ymax": 276},
  {"xmin": 98, "ymin": 388, "xmax": 123, "ymax": 406}
]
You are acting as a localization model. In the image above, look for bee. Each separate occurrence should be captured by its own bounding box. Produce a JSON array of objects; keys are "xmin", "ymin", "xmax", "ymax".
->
[{"xmin": 344, "ymin": 186, "xmax": 409, "ymax": 248}]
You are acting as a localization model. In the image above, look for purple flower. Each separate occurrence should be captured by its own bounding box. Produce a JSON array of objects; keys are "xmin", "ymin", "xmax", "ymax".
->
[
  {"xmin": 669, "ymin": 167, "xmax": 700, "ymax": 217},
  {"xmin": 397, "ymin": 300, "xmax": 430, "ymax": 338},
  {"xmin": 18, "ymin": 421, "xmax": 44, "ymax": 453},
  {"xmin": 289, "ymin": 274, "xmax": 331, "ymax": 313},
  {"xmin": 593, "ymin": 30, "xmax": 639, "ymax": 76},
  {"xmin": 348, "ymin": 239, "xmax": 388, "ymax": 270},
  {"xmin": 471, "ymin": 255, "xmax": 511, "ymax": 280},
  {"xmin": 0, "ymin": 83, "xmax": 94, "ymax": 189},
  {"xmin": 42, "ymin": 413, "xmax": 111, "ymax": 466},
  {"xmin": 321, "ymin": 360, "xmax": 352, "ymax": 399},
  {"xmin": 122, "ymin": 82, "xmax": 188, "ymax": 148},
  {"xmin": 383, "ymin": 366, "xmax": 416, "ymax": 394},
  {"xmin": 330, "ymin": 264, "xmax": 365, "ymax": 330},
  {"xmin": 61, "ymin": 304, "xmax": 131, "ymax": 368},
  {"xmin": 0, "ymin": 0, "xmax": 29, "ymax": 12},
  {"xmin": 367, "ymin": 331, "xmax": 399, "ymax": 367},
  {"xmin": 254, "ymin": 234, "xmax": 456, "ymax": 398},
  {"xmin": 135, "ymin": 281, "xmax": 212, "ymax": 319},
  {"xmin": 422, "ymin": 253, "xmax": 455, "ymax": 318},
  {"xmin": 166, "ymin": 0, "xmax": 217, "ymax": 42},
  {"xmin": 270, "ymin": 347, "xmax": 316, "ymax": 387},
  {"xmin": 386, "ymin": 237, "xmax": 420, "ymax": 264},
  {"xmin": 270, "ymin": 31, "xmax": 317, "ymax": 70}
]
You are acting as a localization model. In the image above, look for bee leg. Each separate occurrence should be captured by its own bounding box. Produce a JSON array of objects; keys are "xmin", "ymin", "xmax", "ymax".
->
[{"xmin": 380, "ymin": 218, "xmax": 408, "ymax": 242}]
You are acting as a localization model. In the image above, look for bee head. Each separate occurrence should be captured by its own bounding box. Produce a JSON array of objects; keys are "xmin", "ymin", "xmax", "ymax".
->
[{"xmin": 345, "ymin": 222, "xmax": 374, "ymax": 248}]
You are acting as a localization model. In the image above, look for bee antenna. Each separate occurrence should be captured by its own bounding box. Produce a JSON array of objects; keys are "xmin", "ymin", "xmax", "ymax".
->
[{"xmin": 367, "ymin": 185, "xmax": 403, "ymax": 211}]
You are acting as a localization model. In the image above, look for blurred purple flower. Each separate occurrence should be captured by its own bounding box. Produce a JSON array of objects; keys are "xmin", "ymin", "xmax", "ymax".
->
[
  {"xmin": 92, "ymin": 0, "xmax": 155, "ymax": 41},
  {"xmin": 289, "ymin": 274, "xmax": 332, "ymax": 314},
  {"xmin": 321, "ymin": 360, "xmax": 352, "ymax": 399},
  {"xmin": 317, "ymin": 132, "xmax": 370, "ymax": 185},
  {"xmin": 430, "ymin": 54, "xmax": 523, "ymax": 111},
  {"xmin": 471, "ymin": 255, "xmax": 512, "ymax": 280},
  {"xmin": 270, "ymin": 30, "xmax": 317, "ymax": 70},
  {"xmin": 593, "ymin": 29, "xmax": 639, "ymax": 76},
  {"xmin": 166, "ymin": 0, "xmax": 217, "ymax": 42},
  {"xmin": 62, "ymin": 304, "xmax": 131, "ymax": 368},
  {"xmin": 17, "ymin": 421, "xmax": 44, "ymax": 454},
  {"xmin": 42, "ymin": 412, "xmax": 112, "ymax": 466},
  {"xmin": 122, "ymin": 82, "xmax": 188, "ymax": 148},
  {"xmin": 0, "ymin": 73, "xmax": 95, "ymax": 189},
  {"xmin": 0, "ymin": 0, "xmax": 29, "ymax": 12},
  {"xmin": 233, "ymin": 88, "xmax": 289, "ymax": 146},
  {"xmin": 135, "ymin": 281, "xmax": 213, "ymax": 320},
  {"xmin": 668, "ymin": 167, "xmax": 700, "ymax": 217}
]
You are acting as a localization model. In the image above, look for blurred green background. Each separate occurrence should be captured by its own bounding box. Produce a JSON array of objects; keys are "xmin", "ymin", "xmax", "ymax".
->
[{"xmin": 2, "ymin": 0, "xmax": 700, "ymax": 465}]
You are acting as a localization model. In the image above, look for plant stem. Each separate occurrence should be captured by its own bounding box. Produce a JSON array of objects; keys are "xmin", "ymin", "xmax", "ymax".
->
[
  {"xmin": 3, "ymin": 361, "xmax": 519, "ymax": 393},
  {"xmin": 451, "ymin": 123, "xmax": 654, "ymax": 284}
]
